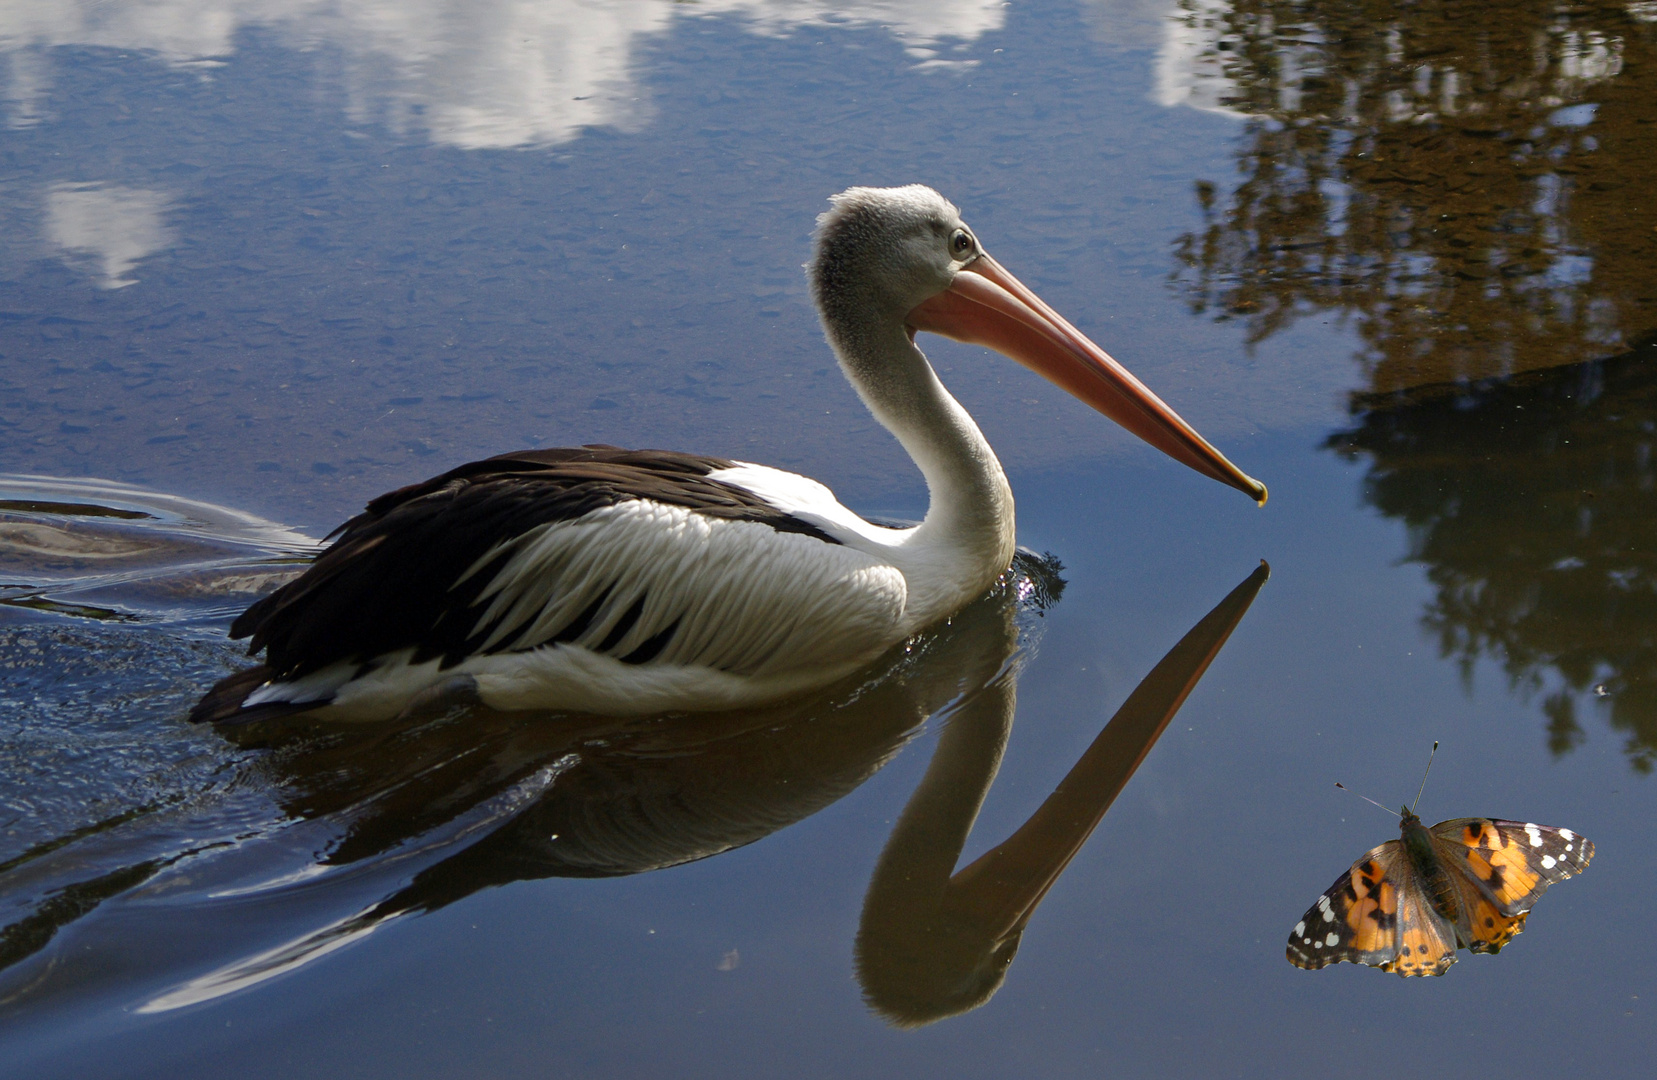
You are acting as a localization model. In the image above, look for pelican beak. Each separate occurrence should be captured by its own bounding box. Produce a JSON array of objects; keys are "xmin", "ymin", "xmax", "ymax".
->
[{"xmin": 905, "ymin": 253, "xmax": 1267, "ymax": 505}]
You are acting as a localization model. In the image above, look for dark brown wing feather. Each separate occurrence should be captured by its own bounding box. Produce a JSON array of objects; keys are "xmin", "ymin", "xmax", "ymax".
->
[{"xmin": 226, "ymin": 446, "xmax": 841, "ymax": 682}]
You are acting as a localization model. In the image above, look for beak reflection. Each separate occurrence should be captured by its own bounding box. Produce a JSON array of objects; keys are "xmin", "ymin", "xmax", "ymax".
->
[{"xmin": 857, "ymin": 561, "xmax": 1269, "ymax": 1026}]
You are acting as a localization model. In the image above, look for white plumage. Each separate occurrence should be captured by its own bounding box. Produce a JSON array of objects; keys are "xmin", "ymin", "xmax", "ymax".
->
[{"xmin": 465, "ymin": 493, "xmax": 909, "ymax": 675}]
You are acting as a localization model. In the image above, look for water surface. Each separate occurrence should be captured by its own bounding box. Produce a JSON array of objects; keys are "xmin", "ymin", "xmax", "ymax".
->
[{"xmin": 1, "ymin": 2, "xmax": 1653, "ymax": 1077}]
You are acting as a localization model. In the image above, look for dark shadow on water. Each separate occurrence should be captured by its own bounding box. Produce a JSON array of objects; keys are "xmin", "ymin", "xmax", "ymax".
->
[{"xmin": 1327, "ymin": 334, "xmax": 1657, "ymax": 771}]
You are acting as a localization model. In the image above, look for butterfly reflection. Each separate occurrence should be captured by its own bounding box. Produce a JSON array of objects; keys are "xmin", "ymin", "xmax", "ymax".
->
[
  {"xmin": 0, "ymin": 522, "xmax": 1265, "ymax": 1026},
  {"xmin": 1288, "ymin": 809, "xmax": 1593, "ymax": 977}
]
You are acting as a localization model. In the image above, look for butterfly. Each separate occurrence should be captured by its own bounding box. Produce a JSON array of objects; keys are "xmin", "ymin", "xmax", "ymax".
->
[{"xmin": 1286, "ymin": 809, "xmax": 1593, "ymax": 976}]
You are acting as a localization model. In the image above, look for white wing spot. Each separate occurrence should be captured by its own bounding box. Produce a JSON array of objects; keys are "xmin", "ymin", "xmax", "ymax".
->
[
  {"xmin": 1540, "ymin": 854, "xmax": 1557, "ymax": 869},
  {"xmin": 1324, "ymin": 932, "xmax": 1339, "ymax": 947},
  {"xmin": 1560, "ymin": 829, "xmax": 1574, "ymax": 841},
  {"xmin": 1525, "ymin": 824, "xmax": 1544, "ymax": 847},
  {"xmin": 1293, "ymin": 921, "xmax": 1305, "ymax": 937}
]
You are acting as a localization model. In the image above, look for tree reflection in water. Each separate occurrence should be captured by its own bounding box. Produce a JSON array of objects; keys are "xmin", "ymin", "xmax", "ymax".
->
[
  {"xmin": 1165, "ymin": 0, "xmax": 1657, "ymax": 767},
  {"xmin": 1167, "ymin": 0, "xmax": 1656, "ymax": 393},
  {"xmin": 1329, "ymin": 335, "xmax": 1657, "ymax": 772}
]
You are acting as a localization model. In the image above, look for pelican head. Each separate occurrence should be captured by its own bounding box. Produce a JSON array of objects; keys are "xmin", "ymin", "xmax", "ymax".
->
[{"xmin": 810, "ymin": 185, "xmax": 1267, "ymax": 505}]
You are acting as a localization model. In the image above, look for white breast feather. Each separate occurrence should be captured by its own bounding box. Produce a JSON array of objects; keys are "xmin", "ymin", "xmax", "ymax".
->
[{"xmin": 461, "ymin": 499, "xmax": 907, "ymax": 676}]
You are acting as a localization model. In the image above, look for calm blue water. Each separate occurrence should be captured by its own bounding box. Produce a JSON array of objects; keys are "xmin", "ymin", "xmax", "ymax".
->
[{"xmin": 2, "ymin": 2, "xmax": 1653, "ymax": 1077}]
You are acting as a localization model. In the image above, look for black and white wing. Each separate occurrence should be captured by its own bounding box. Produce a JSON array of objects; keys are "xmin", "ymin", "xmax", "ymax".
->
[{"xmin": 193, "ymin": 446, "xmax": 906, "ymax": 721}]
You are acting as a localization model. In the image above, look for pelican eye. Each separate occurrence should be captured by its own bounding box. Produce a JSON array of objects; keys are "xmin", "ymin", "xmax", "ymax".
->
[{"xmin": 949, "ymin": 229, "xmax": 975, "ymax": 260}]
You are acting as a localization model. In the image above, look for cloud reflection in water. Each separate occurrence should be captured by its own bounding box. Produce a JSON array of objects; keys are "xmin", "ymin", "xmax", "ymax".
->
[
  {"xmin": 0, "ymin": 0, "xmax": 1006, "ymax": 149},
  {"xmin": 43, "ymin": 182, "xmax": 174, "ymax": 289}
]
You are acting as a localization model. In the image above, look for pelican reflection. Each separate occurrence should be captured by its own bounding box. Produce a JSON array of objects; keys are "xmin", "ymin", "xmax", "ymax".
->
[
  {"xmin": 0, "ymin": 507, "xmax": 1265, "ymax": 1026},
  {"xmin": 857, "ymin": 561, "xmax": 1267, "ymax": 1026},
  {"xmin": 132, "ymin": 558, "xmax": 1265, "ymax": 1019},
  {"xmin": 2, "ymin": 548, "xmax": 1061, "ymax": 1008}
]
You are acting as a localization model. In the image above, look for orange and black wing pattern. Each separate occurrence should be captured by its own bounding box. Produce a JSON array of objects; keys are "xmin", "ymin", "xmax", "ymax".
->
[
  {"xmin": 1289, "ymin": 814, "xmax": 1593, "ymax": 976},
  {"xmin": 1286, "ymin": 842, "xmax": 1402, "ymax": 971},
  {"xmin": 1382, "ymin": 882, "xmax": 1460, "ymax": 976},
  {"xmin": 1441, "ymin": 862, "xmax": 1530, "ymax": 955},
  {"xmin": 1429, "ymin": 818, "xmax": 1593, "ymax": 916}
]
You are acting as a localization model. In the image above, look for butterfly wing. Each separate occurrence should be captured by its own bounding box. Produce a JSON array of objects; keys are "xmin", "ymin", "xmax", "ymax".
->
[
  {"xmin": 1384, "ymin": 877, "xmax": 1461, "ymax": 977},
  {"xmin": 1440, "ymin": 861, "xmax": 1530, "ymax": 955},
  {"xmin": 1429, "ymin": 818, "xmax": 1593, "ymax": 916},
  {"xmin": 1286, "ymin": 841, "xmax": 1404, "ymax": 971}
]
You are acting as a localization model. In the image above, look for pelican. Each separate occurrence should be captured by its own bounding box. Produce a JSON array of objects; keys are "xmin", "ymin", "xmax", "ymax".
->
[{"xmin": 192, "ymin": 186, "xmax": 1265, "ymax": 725}]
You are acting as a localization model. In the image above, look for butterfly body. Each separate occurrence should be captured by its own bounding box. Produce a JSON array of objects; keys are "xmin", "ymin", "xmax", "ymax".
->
[
  {"xmin": 1287, "ymin": 811, "xmax": 1592, "ymax": 977},
  {"xmin": 1397, "ymin": 808, "xmax": 1461, "ymax": 928}
]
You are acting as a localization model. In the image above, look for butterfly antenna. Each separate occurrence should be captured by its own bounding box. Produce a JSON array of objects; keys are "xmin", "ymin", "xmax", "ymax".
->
[
  {"xmin": 1335, "ymin": 783, "xmax": 1400, "ymax": 817},
  {"xmin": 1411, "ymin": 741, "xmax": 1439, "ymax": 813}
]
